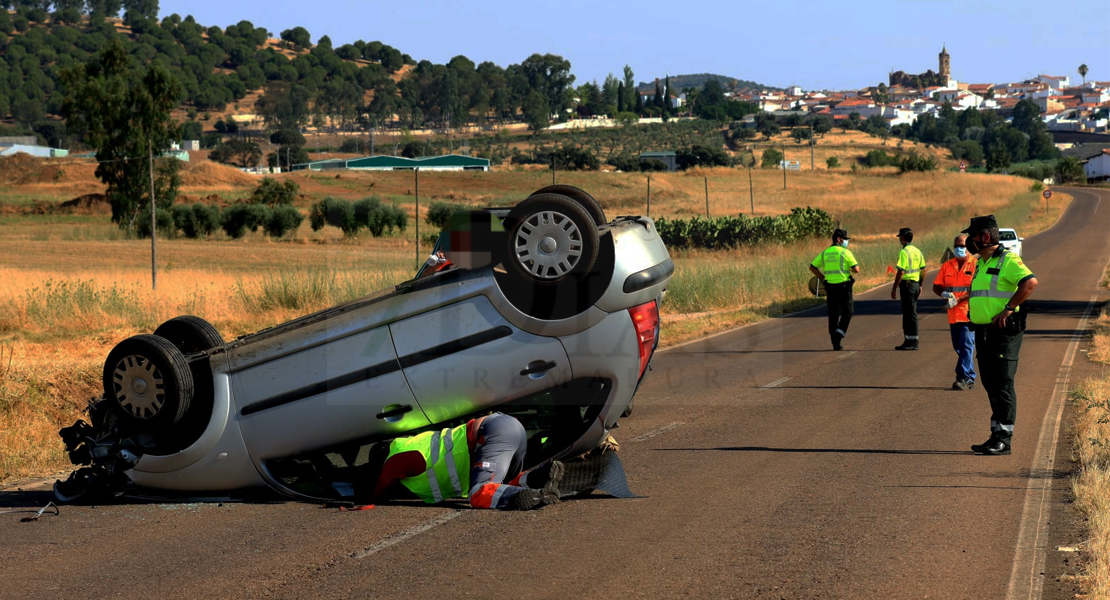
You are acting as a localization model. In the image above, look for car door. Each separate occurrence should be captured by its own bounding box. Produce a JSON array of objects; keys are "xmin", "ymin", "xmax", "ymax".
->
[
  {"xmin": 233, "ymin": 325, "xmax": 431, "ymax": 462},
  {"xmin": 389, "ymin": 295, "xmax": 572, "ymax": 424}
]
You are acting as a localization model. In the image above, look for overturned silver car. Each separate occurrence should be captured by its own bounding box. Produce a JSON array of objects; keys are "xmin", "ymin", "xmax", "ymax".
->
[{"xmin": 56, "ymin": 186, "xmax": 673, "ymax": 502}]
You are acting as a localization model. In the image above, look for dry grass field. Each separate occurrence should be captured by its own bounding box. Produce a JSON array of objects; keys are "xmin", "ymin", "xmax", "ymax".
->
[
  {"xmin": 0, "ymin": 151, "xmax": 1070, "ymax": 483},
  {"xmin": 1069, "ymin": 274, "xmax": 1110, "ymax": 596}
]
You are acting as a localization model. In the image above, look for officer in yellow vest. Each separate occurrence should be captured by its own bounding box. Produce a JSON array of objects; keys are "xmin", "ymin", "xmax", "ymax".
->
[
  {"xmin": 365, "ymin": 413, "xmax": 564, "ymax": 509},
  {"xmin": 809, "ymin": 228, "xmax": 860, "ymax": 350},
  {"xmin": 891, "ymin": 227, "xmax": 927, "ymax": 350},
  {"xmin": 963, "ymin": 215, "xmax": 1038, "ymax": 456}
]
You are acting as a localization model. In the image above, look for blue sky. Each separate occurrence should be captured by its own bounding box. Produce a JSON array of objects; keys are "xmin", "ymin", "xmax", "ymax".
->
[{"xmin": 160, "ymin": 0, "xmax": 1108, "ymax": 91}]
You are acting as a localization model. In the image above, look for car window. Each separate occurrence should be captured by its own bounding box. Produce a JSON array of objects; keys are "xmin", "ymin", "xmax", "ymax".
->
[{"xmin": 999, "ymin": 230, "xmax": 1018, "ymax": 241}]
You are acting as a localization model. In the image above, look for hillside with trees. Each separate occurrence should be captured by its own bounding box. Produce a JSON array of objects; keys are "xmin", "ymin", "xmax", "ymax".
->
[
  {"xmin": 0, "ymin": 1, "xmax": 780, "ymax": 153},
  {"xmin": 635, "ymin": 73, "xmax": 781, "ymax": 94}
]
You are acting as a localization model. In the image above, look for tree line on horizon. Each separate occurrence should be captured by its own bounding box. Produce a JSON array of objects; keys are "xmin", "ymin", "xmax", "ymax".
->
[{"xmin": 0, "ymin": 0, "xmax": 774, "ymax": 154}]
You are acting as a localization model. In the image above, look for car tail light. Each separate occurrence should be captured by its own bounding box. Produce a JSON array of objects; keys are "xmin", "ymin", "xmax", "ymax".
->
[{"xmin": 628, "ymin": 300, "xmax": 659, "ymax": 378}]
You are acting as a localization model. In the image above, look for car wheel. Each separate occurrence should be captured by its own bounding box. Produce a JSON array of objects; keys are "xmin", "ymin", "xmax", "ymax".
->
[
  {"xmin": 528, "ymin": 185, "xmax": 607, "ymax": 226},
  {"xmin": 102, "ymin": 334, "xmax": 194, "ymax": 430},
  {"xmin": 153, "ymin": 315, "xmax": 225, "ymax": 354},
  {"xmin": 621, "ymin": 399, "xmax": 634, "ymax": 418},
  {"xmin": 503, "ymin": 193, "xmax": 599, "ymax": 286}
]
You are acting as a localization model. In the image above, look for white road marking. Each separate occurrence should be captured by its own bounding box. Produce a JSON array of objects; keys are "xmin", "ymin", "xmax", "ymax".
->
[
  {"xmin": 836, "ymin": 351, "xmax": 858, "ymax": 360},
  {"xmin": 761, "ymin": 377, "xmax": 792, "ymax": 388},
  {"xmin": 630, "ymin": 422, "xmax": 685, "ymax": 442},
  {"xmin": 351, "ymin": 511, "xmax": 463, "ymax": 559},
  {"xmin": 1007, "ymin": 294, "xmax": 1099, "ymax": 600}
]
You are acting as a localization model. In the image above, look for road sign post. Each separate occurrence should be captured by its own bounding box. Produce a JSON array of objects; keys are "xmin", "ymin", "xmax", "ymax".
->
[
  {"xmin": 1043, "ymin": 188, "xmax": 1052, "ymax": 213},
  {"xmin": 959, "ymin": 161, "xmax": 966, "ymax": 173}
]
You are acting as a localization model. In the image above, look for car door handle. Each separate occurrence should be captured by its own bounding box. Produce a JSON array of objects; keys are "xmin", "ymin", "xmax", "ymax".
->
[
  {"xmin": 520, "ymin": 360, "xmax": 557, "ymax": 376},
  {"xmin": 376, "ymin": 404, "xmax": 414, "ymax": 420}
]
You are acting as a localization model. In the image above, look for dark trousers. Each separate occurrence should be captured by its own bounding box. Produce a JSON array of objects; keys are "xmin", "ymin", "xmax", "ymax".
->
[
  {"xmin": 974, "ymin": 328, "xmax": 1023, "ymax": 445},
  {"xmin": 824, "ymin": 281, "xmax": 853, "ymax": 341},
  {"xmin": 899, "ymin": 280, "xmax": 920, "ymax": 341}
]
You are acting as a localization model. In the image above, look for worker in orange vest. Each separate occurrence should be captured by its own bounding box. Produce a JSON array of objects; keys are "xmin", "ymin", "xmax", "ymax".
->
[{"xmin": 932, "ymin": 234, "xmax": 977, "ymax": 390}]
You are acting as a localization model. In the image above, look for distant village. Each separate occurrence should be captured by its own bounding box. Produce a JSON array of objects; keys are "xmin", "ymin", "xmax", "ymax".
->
[{"xmin": 732, "ymin": 48, "xmax": 1107, "ymax": 136}]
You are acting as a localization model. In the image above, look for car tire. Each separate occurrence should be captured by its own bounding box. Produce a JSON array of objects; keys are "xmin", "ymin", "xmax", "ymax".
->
[
  {"xmin": 102, "ymin": 334, "xmax": 194, "ymax": 430},
  {"xmin": 503, "ymin": 193, "xmax": 599, "ymax": 286},
  {"xmin": 621, "ymin": 399, "xmax": 634, "ymax": 417},
  {"xmin": 528, "ymin": 185, "xmax": 607, "ymax": 226},
  {"xmin": 153, "ymin": 315, "xmax": 225, "ymax": 354}
]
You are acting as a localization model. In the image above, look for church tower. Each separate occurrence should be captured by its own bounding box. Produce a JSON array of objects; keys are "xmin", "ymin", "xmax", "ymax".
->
[{"xmin": 938, "ymin": 46, "xmax": 951, "ymax": 81}]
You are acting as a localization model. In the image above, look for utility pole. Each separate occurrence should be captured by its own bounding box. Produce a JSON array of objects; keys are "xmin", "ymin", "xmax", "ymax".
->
[
  {"xmin": 415, "ymin": 168, "xmax": 420, "ymax": 268},
  {"xmin": 551, "ymin": 155, "xmax": 556, "ymax": 185},
  {"xmin": 782, "ymin": 143, "xmax": 787, "ymax": 190},
  {"xmin": 810, "ymin": 122, "xmax": 815, "ymax": 170},
  {"xmin": 148, "ymin": 140, "xmax": 157, "ymax": 291},
  {"xmin": 704, "ymin": 176, "xmax": 709, "ymax": 218},
  {"xmin": 747, "ymin": 160, "xmax": 754, "ymax": 215},
  {"xmin": 646, "ymin": 174, "xmax": 651, "ymax": 217}
]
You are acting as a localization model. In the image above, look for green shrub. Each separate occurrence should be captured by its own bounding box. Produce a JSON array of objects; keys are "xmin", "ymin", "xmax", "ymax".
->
[
  {"xmin": 896, "ymin": 151, "xmax": 938, "ymax": 172},
  {"xmin": 552, "ymin": 145, "xmax": 600, "ymax": 170},
  {"xmin": 192, "ymin": 204, "xmax": 220, "ymax": 237},
  {"xmin": 135, "ymin": 207, "xmax": 174, "ymax": 238},
  {"xmin": 608, "ymin": 153, "xmax": 641, "ymax": 172},
  {"xmin": 353, "ymin": 196, "xmax": 384, "ymax": 235},
  {"xmin": 863, "ymin": 149, "xmax": 894, "ymax": 168},
  {"xmin": 826, "ymin": 156, "xmax": 839, "ymax": 169},
  {"xmin": 760, "ymin": 148, "xmax": 783, "ymax": 169},
  {"xmin": 676, "ymin": 144, "xmax": 731, "ymax": 169},
  {"xmin": 171, "ymin": 204, "xmax": 221, "ymax": 239},
  {"xmin": 384, "ymin": 204, "xmax": 408, "ymax": 233},
  {"xmin": 425, "ymin": 201, "xmax": 467, "ymax": 228},
  {"xmin": 171, "ymin": 204, "xmax": 198, "ymax": 238},
  {"xmin": 654, "ymin": 206, "xmax": 834, "ymax": 250},
  {"xmin": 221, "ymin": 203, "xmax": 271, "ymax": 239},
  {"xmin": 266, "ymin": 205, "xmax": 304, "ymax": 237},
  {"xmin": 309, "ymin": 197, "xmax": 357, "ymax": 236},
  {"xmin": 249, "ymin": 177, "xmax": 299, "ymax": 207}
]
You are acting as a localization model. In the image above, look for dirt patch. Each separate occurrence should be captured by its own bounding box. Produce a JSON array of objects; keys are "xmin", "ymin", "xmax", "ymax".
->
[
  {"xmin": 57, "ymin": 193, "xmax": 111, "ymax": 215},
  {"xmin": 178, "ymin": 161, "xmax": 259, "ymax": 188},
  {"xmin": 0, "ymin": 153, "xmax": 96, "ymax": 185},
  {"xmin": 16, "ymin": 193, "xmax": 111, "ymax": 216}
]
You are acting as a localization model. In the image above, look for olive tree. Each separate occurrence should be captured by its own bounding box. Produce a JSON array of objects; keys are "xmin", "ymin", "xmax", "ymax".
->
[{"xmin": 62, "ymin": 39, "xmax": 183, "ymax": 230}]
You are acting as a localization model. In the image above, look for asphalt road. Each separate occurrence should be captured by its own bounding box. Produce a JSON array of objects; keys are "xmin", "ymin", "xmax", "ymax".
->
[{"xmin": 2, "ymin": 187, "xmax": 1108, "ymax": 600}]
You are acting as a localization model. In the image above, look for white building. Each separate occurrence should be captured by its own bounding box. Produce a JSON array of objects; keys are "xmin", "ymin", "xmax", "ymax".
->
[
  {"xmin": 1035, "ymin": 75, "xmax": 1070, "ymax": 90},
  {"xmin": 1084, "ymin": 150, "xmax": 1110, "ymax": 180}
]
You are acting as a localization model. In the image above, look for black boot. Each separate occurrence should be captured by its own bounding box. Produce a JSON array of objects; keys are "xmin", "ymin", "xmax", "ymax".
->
[
  {"xmin": 894, "ymin": 339, "xmax": 919, "ymax": 351},
  {"xmin": 970, "ymin": 436, "xmax": 996, "ymax": 453},
  {"xmin": 977, "ymin": 439, "xmax": 1011, "ymax": 455},
  {"xmin": 508, "ymin": 461, "xmax": 564, "ymax": 510}
]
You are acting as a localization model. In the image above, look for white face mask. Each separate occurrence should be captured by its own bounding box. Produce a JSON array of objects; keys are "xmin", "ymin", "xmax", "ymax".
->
[
  {"xmin": 839, "ymin": 240, "xmax": 849, "ymax": 248},
  {"xmin": 954, "ymin": 247, "xmax": 967, "ymax": 258}
]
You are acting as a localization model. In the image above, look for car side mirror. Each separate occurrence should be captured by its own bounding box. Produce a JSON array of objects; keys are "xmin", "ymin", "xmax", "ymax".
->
[{"xmin": 1018, "ymin": 237, "xmax": 1024, "ymax": 242}]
